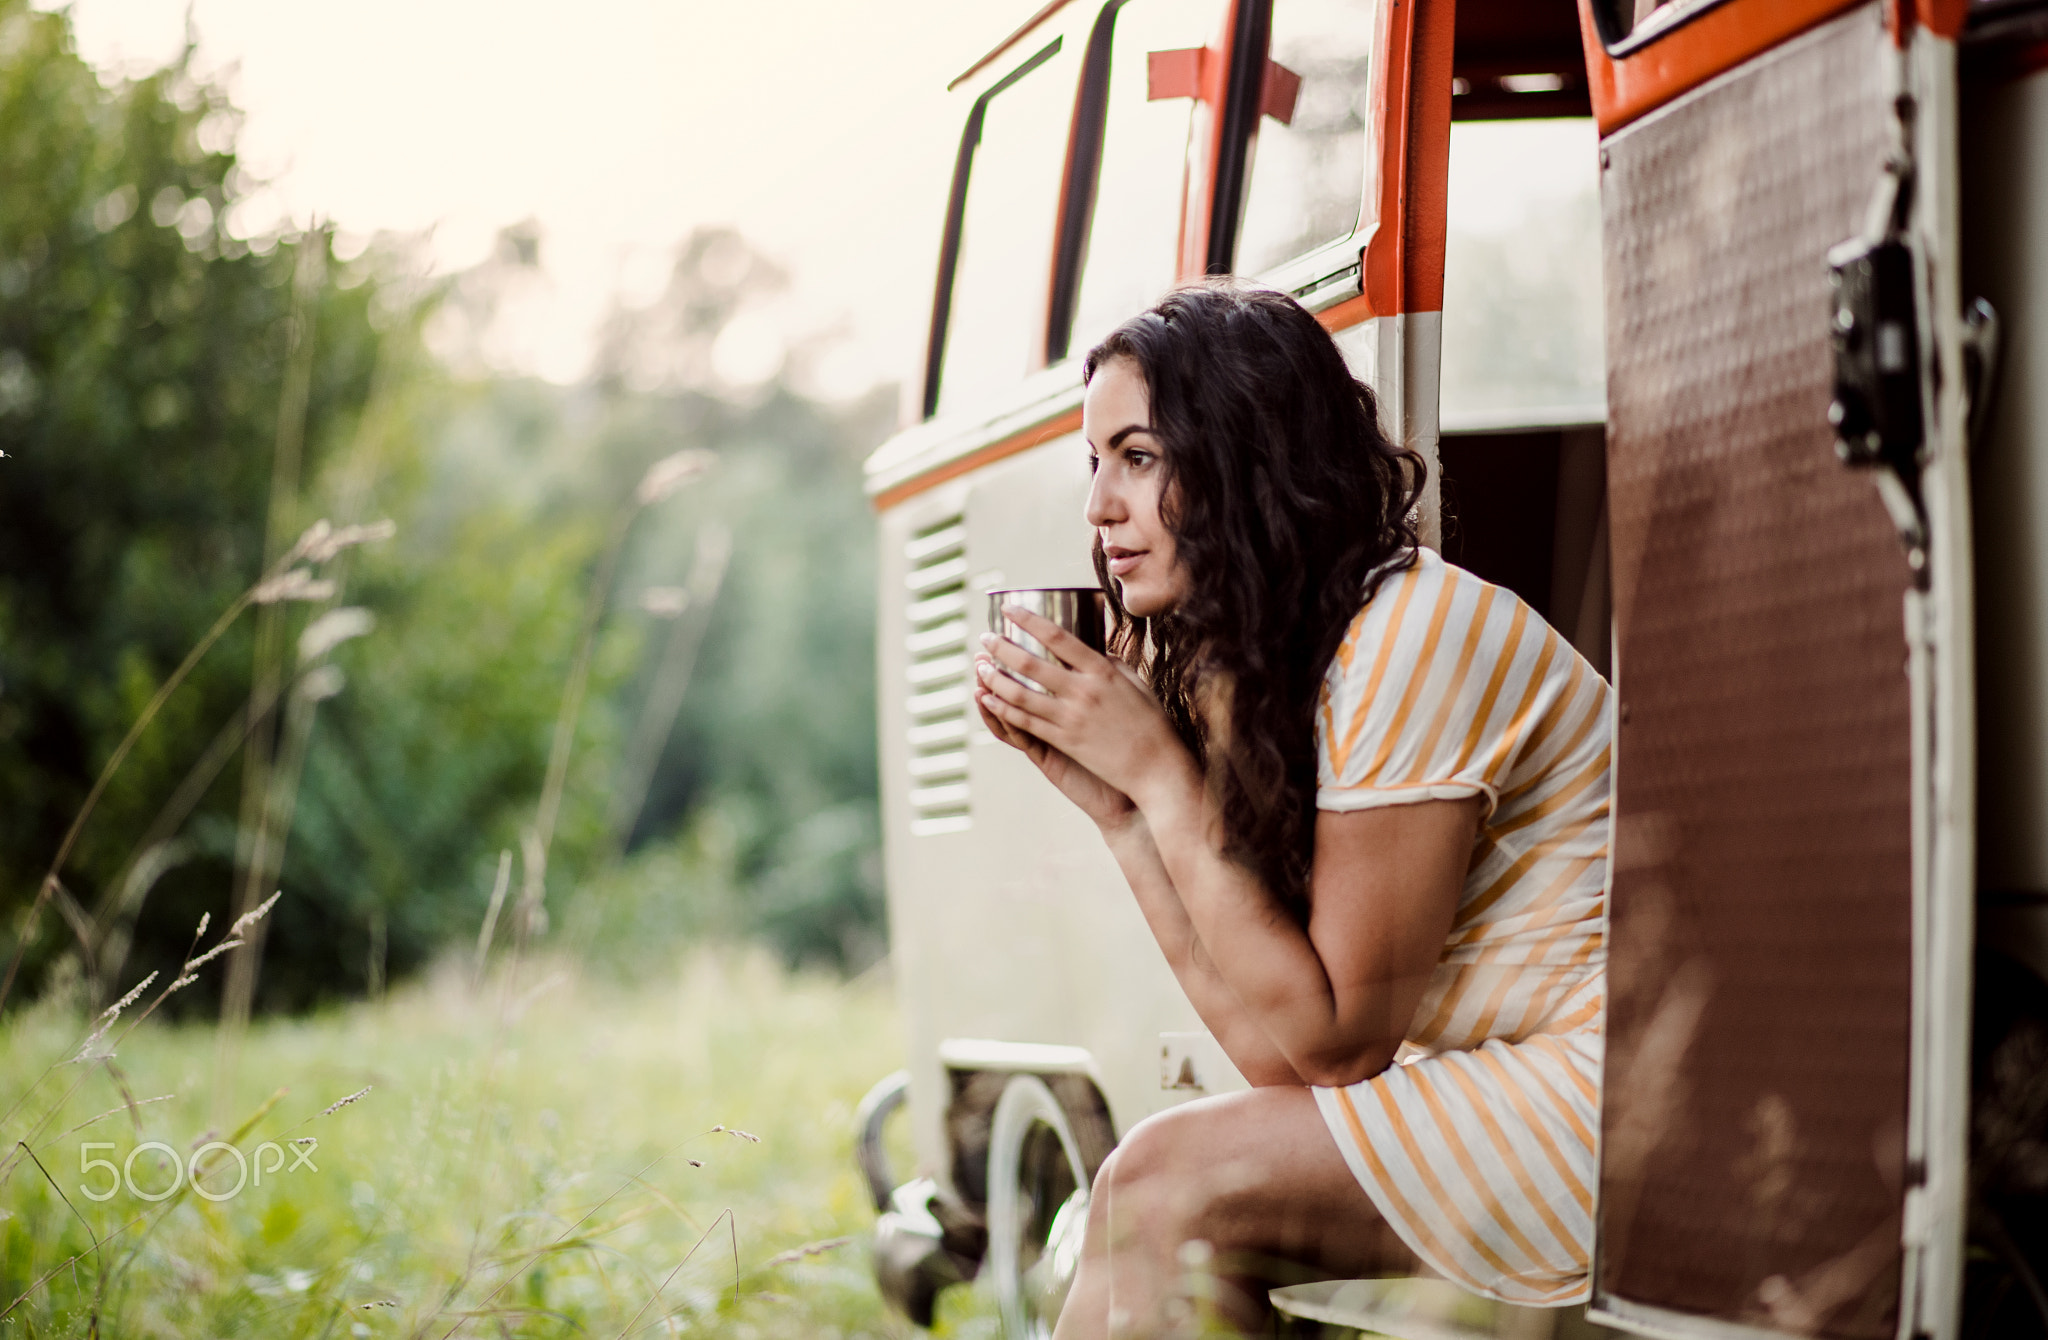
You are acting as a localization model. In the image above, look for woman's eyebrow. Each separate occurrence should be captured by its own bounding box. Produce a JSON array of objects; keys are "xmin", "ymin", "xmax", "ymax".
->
[{"xmin": 1084, "ymin": 423, "xmax": 1155, "ymax": 454}]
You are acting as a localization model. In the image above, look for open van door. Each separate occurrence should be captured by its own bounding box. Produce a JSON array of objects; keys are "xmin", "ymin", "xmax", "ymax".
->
[{"xmin": 1578, "ymin": 3, "xmax": 1975, "ymax": 1338}]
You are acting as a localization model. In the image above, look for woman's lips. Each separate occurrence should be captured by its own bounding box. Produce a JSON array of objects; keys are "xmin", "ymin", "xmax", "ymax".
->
[{"xmin": 1105, "ymin": 548, "xmax": 1145, "ymax": 577}]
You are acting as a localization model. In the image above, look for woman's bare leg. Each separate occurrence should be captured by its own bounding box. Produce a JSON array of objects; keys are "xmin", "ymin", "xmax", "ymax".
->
[{"xmin": 1052, "ymin": 1085, "xmax": 1415, "ymax": 1338}]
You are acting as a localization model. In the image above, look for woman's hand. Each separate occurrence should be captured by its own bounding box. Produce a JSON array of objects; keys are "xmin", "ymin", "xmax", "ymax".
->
[
  {"xmin": 973, "ymin": 684, "xmax": 1137, "ymax": 832},
  {"xmin": 973, "ymin": 607, "xmax": 1197, "ymax": 815}
]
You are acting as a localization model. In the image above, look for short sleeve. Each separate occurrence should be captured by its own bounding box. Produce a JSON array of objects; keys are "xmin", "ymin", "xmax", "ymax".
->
[{"xmin": 1316, "ymin": 549, "xmax": 1559, "ymax": 817}]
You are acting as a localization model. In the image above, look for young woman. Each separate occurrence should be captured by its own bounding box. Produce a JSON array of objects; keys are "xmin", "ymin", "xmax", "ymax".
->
[{"xmin": 973, "ymin": 281, "xmax": 1611, "ymax": 1335}]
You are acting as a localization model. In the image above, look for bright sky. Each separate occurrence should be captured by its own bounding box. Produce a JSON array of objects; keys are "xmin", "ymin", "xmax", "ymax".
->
[
  {"xmin": 45, "ymin": 0, "xmax": 1595, "ymax": 398},
  {"xmin": 46, "ymin": 0, "xmax": 1013, "ymax": 394}
]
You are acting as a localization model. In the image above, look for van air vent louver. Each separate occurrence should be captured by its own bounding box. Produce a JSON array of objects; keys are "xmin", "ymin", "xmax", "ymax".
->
[{"xmin": 904, "ymin": 514, "xmax": 972, "ymax": 835}]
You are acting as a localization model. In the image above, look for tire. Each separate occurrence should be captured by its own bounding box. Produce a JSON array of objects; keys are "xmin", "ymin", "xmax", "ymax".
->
[{"xmin": 985, "ymin": 1074, "xmax": 1093, "ymax": 1339}]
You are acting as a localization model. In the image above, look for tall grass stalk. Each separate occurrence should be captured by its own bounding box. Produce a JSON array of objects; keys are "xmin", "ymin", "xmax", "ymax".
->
[
  {"xmin": 471, "ymin": 850, "xmax": 514, "ymax": 990},
  {"xmin": 81, "ymin": 601, "xmax": 368, "ymax": 1006},
  {"xmin": 604, "ymin": 522, "xmax": 732, "ymax": 855},
  {"xmin": 86, "ymin": 682, "xmax": 273, "ymax": 998},
  {"xmin": 216, "ymin": 251, "xmax": 421, "ymax": 1120},
  {"xmin": 220, "ymin": 225, "xmax": 330, "ymax": 1062},
  {"xmin": 0, "ymin": 899, "xmax": 278, "ymax": 1189},
  {"xmin": 514, "ymin": 448, "xmax": 715, "ymax": 941}
]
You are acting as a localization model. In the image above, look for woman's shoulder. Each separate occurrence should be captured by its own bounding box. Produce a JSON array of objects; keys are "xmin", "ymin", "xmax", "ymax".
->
[
  {"xmin": 1330, "ymin": 547, "xmax": 1495, "ymax": 671},
  {"xmin": 1327, "ymin": 548, "xmax": 1595, "ymax": 700},
  {"xmin": 1318, "ymin": 548, "xmax": 1602, "ymax": 808}
]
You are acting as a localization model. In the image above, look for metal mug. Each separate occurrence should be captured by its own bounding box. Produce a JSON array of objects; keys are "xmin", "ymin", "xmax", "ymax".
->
[{"xmin": 986, "ymin": 588, "xmax": 1108, "ymax": 692}]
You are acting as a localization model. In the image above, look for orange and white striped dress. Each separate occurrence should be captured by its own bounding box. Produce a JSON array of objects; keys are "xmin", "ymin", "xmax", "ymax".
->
[{"xmin": 1311, "ymin": 546, "xmax": 1609, "ymax": 1306}]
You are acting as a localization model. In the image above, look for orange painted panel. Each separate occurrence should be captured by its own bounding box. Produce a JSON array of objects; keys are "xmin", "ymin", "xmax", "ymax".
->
[
  {"xmin": 1403, "ymin": 0, "xmax": 1455, "ymax": 315},
  {"xmin": 1362, "ymin": 0, "xmax": 1454, "ymax": 317},
  {"xmin": 1147, "ymin": 47, "xmax": 1210, "ymax": 101},
  {"xmin": 1361, "ymin": 0, "xmax": 1416, "ymax": 315},
  {"xmin": 1576, "ymin": 0, "xmax": 1863, "ymax": 133},
  {"xmin": 1176, "ymin": 1, "xmax": 1241, "ymax": 279},
  {"xmin": 1262, "ymin": 59, "xmax": 1303, "ymax": 123}
]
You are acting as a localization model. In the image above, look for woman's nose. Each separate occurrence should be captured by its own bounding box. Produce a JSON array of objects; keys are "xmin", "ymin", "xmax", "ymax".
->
[{"xmin": 1084, "ymin": 466, "xmax": 1123, "ymax": 527}]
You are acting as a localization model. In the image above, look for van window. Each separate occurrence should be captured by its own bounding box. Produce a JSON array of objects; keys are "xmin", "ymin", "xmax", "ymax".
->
[
  {"xmin": 1438, "ymin": 118, "xmax": 1605, "ymax": 427},
  {"xmin": 932, "ymin": 41, "xmax": 1075, "ymax": 419},
  {"xmin": 1235, "ymin": 0, "xmax": 1379, "ymax": 278},
  {"xmin": 1064, "ymin": 0, "xmax": 1225, "ymax": 358},
  {"xmin": 1585, "ymin": 0, "xmax": 1707, "ymax": 49}
]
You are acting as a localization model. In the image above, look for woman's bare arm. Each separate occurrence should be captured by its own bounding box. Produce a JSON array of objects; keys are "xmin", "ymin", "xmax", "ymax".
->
[
  {"xmin": 977, "ymin": 611, "xmax": 1479, "ymax": 1088},
  {"xmin": 975, "ymin": 686, "xmax": 1305, "ymax": 1082},
  {"xmin": 1130, "ymin": 765, "xmax": 1476, "ymax": 1086},
  {"xmin": 1095, "ymin": 813, "xmax": 1308, "ymax": 1085}
]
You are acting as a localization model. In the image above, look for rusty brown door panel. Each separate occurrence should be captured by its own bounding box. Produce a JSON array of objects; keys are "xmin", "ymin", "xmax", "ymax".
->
[{"xmin": 1594, "ymin": 6, "xmax": 1914, "ymax": 1337}]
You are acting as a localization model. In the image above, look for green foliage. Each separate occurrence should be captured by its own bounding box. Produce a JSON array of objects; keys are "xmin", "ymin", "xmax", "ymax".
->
[
  {"xmin": 0, "ymin": 1, "xmax": 890, "ymax": 1010},
  {"xmin": 283, "ymin": 506, "xmax": 632, "ymax": 990},
  {"xmin": 611, "ymin": 382, "xmax": 889, "ymax": 970},
  {"xmin": 0, "ymin": 0, "xmax": 392, "ymax": 1007},
  {"xmin": 399, "ymin": 224, "xmax": 890, "ymax": 976},
  {"xmin": 444, "ymin": 331, "xmax": 892, "ymax": 974}
]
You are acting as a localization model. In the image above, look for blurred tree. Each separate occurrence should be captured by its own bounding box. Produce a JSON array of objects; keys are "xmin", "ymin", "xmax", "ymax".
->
[
  {"xmin": 0, "ymin": 0, "xmax": 890, "ymax": 1008},
  {"xmin": 0, "ymin": 0, "xmax": 394, "ymax": 1010},
  {"xmin": 488, "ymin": 229, "xmax": 892, "ymax": 973},
  {"xmin": 620, "ymin": 379, "xmax": 890, "ymax": 970}
]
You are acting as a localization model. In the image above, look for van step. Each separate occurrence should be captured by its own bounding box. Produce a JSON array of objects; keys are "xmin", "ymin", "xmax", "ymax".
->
[{"xmin": 1269, "ymin": 1278, "xmax": 1617, "ymax": 1339}]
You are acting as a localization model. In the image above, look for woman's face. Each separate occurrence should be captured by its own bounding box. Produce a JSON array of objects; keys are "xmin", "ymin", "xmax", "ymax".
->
[{"xmin": 1084, "ymin": 356, "xmax": 1186, "ymax": 618}]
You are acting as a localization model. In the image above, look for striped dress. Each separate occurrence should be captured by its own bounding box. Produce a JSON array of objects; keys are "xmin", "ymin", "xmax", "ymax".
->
[{"xmin": 1310, "ymin": 546, "xmax": 1610, "ymax": 1306}]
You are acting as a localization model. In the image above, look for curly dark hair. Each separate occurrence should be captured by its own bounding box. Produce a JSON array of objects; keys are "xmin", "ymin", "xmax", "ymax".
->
[{"xmin": 1084, "ymin": 280, "xmax": 1426, "ymax": 903}]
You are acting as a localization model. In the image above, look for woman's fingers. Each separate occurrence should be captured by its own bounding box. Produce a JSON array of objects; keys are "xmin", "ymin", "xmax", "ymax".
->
[
  {"xmin": 977, "ymin": 681, "xmax": 1058, "ymax": 748},
  {"xmin": 979, "ymin": 699, "xmax": 1049, "ymax": 764},
  {"xmin": 979, "ymin": 627, "xmax": 1069, "ymax": 693},
  {"xmin": 1002, "ymin": 605, "xmax": 1105, "ymax": 673},
  {"xmin": 975, "ymin": 692, "xmax": 1021, "ymax": 747},
  {"xmin": 975, "ymin": 656, "xmax": 1062, "ymax": 732},
  {"xmin": 976, "ymin": 681, "xmax": 1045, "ymax": 752}
]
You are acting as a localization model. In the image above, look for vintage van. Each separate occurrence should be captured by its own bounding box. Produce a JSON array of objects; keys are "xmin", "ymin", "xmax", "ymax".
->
[{"xmin": 853, "ymin": 0, "xmax": 2048, "ymax": 1337}]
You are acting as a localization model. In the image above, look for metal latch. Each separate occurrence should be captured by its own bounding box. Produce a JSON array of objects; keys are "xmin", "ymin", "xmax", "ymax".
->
[
  {"xmin": 1827, "ymin": 234, "xmax": 1923, "ymax": 481},
  {"xmin": 1829, "ymin": 153, "xmax": 1930, "ymax": 576}
]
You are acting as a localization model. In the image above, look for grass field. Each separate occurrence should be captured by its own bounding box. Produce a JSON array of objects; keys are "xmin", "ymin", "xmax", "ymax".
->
[{"xmin": 0, "ymin": 946, "xmax": 995, "ymax": 1338}]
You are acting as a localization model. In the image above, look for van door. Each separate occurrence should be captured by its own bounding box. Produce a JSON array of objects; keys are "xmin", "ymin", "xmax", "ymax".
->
[{"xmin": 1577, "ymin": 3, "xmax": 1973, "ymax": 1338}]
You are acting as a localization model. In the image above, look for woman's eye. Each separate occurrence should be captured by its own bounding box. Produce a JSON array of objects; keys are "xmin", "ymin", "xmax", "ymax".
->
[
  {"xmin": 1086, "ymin": 453, "xmax": 1100, "ymax": 474},
  {"xmin": 1127, "ymin": 449, "xmax": 1154, "ymax": 469}
]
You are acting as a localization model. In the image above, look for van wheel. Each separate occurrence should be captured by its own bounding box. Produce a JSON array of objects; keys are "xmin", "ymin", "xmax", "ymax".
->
[{"xmin": 985, "ymin": 1074, "xmax": 1091, "ymax": 1339}]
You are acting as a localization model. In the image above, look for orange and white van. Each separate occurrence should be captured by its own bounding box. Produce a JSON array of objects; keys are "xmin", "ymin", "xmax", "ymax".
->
[{"xmin": 854, "ymin": 1, "xmax": 2046, "ymax": 1336}]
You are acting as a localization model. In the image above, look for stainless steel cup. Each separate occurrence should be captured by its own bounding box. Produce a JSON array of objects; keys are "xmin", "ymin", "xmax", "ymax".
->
[{"xmin": 986, "ymin": 589, "xmax": 1108, "ymax": 692}]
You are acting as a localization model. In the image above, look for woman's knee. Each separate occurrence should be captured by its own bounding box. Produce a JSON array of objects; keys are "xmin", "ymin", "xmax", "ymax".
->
[
  {"xmin": 1094, "ymin": 1102, "xmax": 1196, "ymax": 1196},
  {"xmin": 1087, "ymin": 1099, "xmax": 1239, "ymax": 1239}
]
